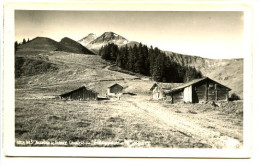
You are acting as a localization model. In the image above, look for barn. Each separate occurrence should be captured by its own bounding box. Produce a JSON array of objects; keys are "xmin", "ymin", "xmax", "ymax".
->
[
  {"xmin": 59, "ymin": 85, "xmax": 98, "ymax": 100},
  {"xmin": 107, "ymin": 83, "xmax": 124, "ymax": 96},
  {"xmin": 166, "ymin": 77, "xmax": 231, "ymax": 103},
  {"xmin": 150, "ymin": 82, "xmax": 182, "ymax": 100}
]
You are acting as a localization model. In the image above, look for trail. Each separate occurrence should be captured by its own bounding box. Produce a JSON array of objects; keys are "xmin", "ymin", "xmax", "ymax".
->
[{"xmin": 124, "ymin": 97, "xmax": 242, "ymax": 149}]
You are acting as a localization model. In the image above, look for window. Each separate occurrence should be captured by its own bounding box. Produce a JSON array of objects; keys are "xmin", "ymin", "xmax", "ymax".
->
[{"xmin": 209, "ymin": 83, "xmax": 214, "ymax": 88}]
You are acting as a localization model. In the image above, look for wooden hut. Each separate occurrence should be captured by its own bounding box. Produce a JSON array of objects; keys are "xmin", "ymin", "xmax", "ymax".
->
[
  {"xmin": 107, "ymin": 83, "xmax": 124, "ymax": 96},
  {"xmin": 59, "ymin": 85, "xmax": 98, "ymax": 100},
  {"xmin": 166, "ymin": 77, "xmax": 231, "ymax": 103},
  {"xmin": 150, "ymin": 82, "xmax": 182, "ymax": 100}
]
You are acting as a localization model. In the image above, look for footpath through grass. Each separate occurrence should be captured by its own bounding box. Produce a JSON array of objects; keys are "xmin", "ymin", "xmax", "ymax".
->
[{"xmin": 15, "ymin": 98, "xmax": 212, "ymax": 148}]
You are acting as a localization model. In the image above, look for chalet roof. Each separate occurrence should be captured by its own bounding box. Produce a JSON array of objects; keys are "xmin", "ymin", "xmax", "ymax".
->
[
  {"xmin": 59, "ymin": 85, "xmax": 98, "ymax": 96},
  {"xmin": 107, "ymin": 83, "xmax": 124, "ymax": 88},
  {"xmin": 150, "ymin": 82, "xmax": 183, "ymax": 91},
  {"xmin": 166, "ymin": 77, "xmax": 231, "ymax": 94}
]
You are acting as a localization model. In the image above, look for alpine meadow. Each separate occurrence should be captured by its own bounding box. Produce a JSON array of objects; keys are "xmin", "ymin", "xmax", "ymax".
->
[{"xmin": 14, "ymin": 11, "xmax": 244, "ymax": 149}]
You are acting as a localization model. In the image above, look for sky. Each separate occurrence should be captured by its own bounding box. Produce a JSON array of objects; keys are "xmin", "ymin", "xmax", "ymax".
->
[{"xmin": 15, "ymin": 10, "xmax": 244, "ymax": 59}]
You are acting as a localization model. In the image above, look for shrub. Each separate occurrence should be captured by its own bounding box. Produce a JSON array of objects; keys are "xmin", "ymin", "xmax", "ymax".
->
[{"xmin": 229, "ymin": 93, "xmax": 240, "ymax": 101}]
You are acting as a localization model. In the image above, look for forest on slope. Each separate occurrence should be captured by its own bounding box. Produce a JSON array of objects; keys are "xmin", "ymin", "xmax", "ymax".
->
[{"xmin": 99, "ymin": 43, "xmax": 203, "ymax": 83}]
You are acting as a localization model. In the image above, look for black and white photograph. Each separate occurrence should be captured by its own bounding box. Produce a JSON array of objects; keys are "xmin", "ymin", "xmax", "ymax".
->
[{"xmin": 2, "ymin": 2, "xmax": 254, "ymax": 158}]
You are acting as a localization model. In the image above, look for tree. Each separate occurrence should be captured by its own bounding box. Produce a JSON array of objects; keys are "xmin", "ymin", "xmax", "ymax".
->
[
  {"xmin": 122, "ymin": 45, "xmax": 129, "ymax": 68},
  {"xmin": 134, "ymin": 43, "xmax": 145, "ymax": 73},
  {"xmin": 116, "ymin": 48, "xmax": 124, "ymax": 68},
  {"xmin": 148, "ymin": 46, "xmax": 155, "ymax": 76},
  {"xmin": 22, "ymin": 38, "xmax": 26, "ymax": 44},
  {"xmin": 101, "ymin": 44, "xmax": 111, "ymax": 60},
  {"xmin": 14, "ymin": 41, "xmax": 18, "ymax": 53},
  {"xmin": 127, "ymin": 46, "xmax": 135, "ymax": 71},
  {"xmin": 152, "ymin": 52, "xmax": 165, "ymax": 82},
  {"xmin": 111, "ymin": 43, "xmax": 119, "ymax": 61},
  {"xmin": 142, "ymin": 45, "xmax": 150, "ymax": 75}
]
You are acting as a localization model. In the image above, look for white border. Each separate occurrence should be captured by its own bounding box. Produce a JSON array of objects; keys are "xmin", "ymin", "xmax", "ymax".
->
[{"xmin": 2, "ymin": 1, "xmax": 253, "ymax": 158}]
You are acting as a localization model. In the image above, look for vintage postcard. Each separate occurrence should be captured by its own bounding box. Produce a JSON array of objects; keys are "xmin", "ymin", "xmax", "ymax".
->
[{"xmin": 2, "ymin": 2, "xmax": 252, "ymax": 157}]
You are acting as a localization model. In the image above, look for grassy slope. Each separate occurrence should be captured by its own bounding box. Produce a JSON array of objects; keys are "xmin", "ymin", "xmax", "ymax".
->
[
  {"xmin": 60, "ymin": 37, "xmax": 95, "ymax": 55},
  {"xmin": 15, "ymin": 51, "xmax": 243, "ymax": 148},
  {"xmin": 16, "ymin": 99, "xmax": 214, "ymax": 148}
]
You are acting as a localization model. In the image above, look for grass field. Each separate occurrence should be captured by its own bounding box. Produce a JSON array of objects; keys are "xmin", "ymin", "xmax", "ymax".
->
[
  {"xmin": 15, "ymin": 51, "xmax": 243, "ymax": 148},
  {"xmin": 15, "ymin": 97, "xmax": 216, "ymax": 148}
]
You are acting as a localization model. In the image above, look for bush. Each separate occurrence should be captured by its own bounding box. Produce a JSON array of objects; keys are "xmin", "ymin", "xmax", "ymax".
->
[{"xmin": 229, "ymin": 93, "xmax": 240, "ymax": 101}]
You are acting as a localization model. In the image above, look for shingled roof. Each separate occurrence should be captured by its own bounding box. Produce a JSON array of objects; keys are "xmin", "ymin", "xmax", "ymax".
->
[
  {"xmin": 166, "ymin": 77, "xmax": 231, "ymax": 94},
  {"xmin": 59, "ymin": 85, "xmax": 98, "ymax": 97},
  {"xmin": 107, "ymin": 83, "xmax": 124, "ymax": 88},
  {"xmin": 150, "ymin": 82, "xmax": 183, "ymax": 91}
]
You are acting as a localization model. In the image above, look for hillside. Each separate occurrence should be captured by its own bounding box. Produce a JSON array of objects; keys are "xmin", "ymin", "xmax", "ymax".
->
[
  {"xmin": 16, "ymin": 37, "xmax": 70, "ymax": 55},
  {"xmin": 60, "ymin": 37, "xmax": 95, "ymax": 55},
  {"xmin": 15, "ymin": 37, "xmax": 96, "ymax": 78},
  {"xmin": 16, "ymin": 37, "xmax": 95, "ymax": 56},
  {"xmin": 15, "ymin": 56, "xmax": 58, "ymax": 78}
]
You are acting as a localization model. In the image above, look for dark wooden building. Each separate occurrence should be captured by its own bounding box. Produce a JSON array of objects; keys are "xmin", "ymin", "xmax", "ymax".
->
[
  {"xmin": 59, "ymin": 86, "xmax": 98, "ymax": 100},
  {"xmin": 150, "ymin": 82, "xmax": 182, "ymax": 100},
  {"xmin": 107, "ymin": 83, "xmax": 124, "ymax": 96},
  {"xmin": 166, "ymin": 77, "xmax": 231, "ymax": 103}
]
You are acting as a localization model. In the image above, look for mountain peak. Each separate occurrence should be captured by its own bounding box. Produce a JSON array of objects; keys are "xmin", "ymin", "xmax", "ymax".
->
[
  {"xmin": 103, "ymin": 31, "xmax": 115, "ymax": 35},
  {"xmin": 101, "ymin": 32, "xmax": 126, "ymax": 39},
  {"xmin": 85, "ymin": 31, "xmax": 129, "ymax": 54},
  {"xmin": 89, "ymin": 31, "xmax": 128, "ymax": 45},
  {"xmin": 78, "ymin": 33, "xmax": 97, "ymax": 47}
]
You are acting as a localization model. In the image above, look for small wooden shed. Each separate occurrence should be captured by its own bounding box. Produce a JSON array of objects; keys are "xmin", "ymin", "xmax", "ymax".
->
[
  {"xmin": 150, "ymin": 82, "xmax": 182, "ymax": 100},
  {"xmin": 59, "ymin": 85, "xmax": 98, "ymax": 100},
  {"xmin": 166, "ymin": 77, "xmax": 231, "ymax": 103},
  {"xmin": 107, "ymin": 83, "xmax": 124, "ymax": 96}
]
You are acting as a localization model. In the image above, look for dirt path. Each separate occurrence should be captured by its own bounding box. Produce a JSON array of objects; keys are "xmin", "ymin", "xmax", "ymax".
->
[{"xmin": 123, "ymin": 97, "xmax": 242, "ymax": 149}]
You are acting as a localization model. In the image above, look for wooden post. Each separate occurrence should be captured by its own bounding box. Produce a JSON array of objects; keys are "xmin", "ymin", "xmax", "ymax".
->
[
  {"xmin": 215, "ymin": 84, "xmax": 218, "ymax": 101},
  {"xmin": 206, "ymin": 82, "xmax": 208, "ymax": 101},
  {"xmin": 226, "ymin": 90, "xmax": 229, "ymax": 101},
  {"xmin": 191, "ymin": 85, "xmax": 193, "ymax": 103}
]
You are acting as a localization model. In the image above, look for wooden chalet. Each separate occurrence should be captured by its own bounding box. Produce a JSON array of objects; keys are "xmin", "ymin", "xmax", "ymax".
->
[
  {"xmin": 165, "ymin": 77, "xmax": 231, "ymax": 103},
  {"xmin": 150, "ymin": 82, "xmax": 182, "ymax": 100},
  {"xmin": 59, "ymin": 85, "xmax": 98, "ymax": 100},
  {"xmin": 107, "ymin": 83, "xmax": 124, "ymax": 96}
]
